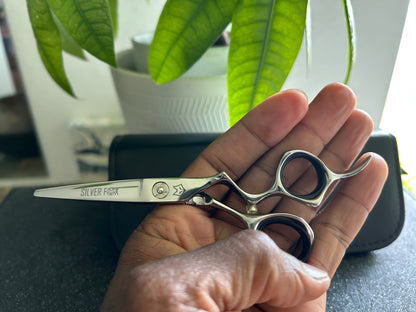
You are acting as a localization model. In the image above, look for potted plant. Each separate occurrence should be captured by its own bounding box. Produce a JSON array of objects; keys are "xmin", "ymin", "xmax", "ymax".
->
[
  {"xmin": 26, "ymin": 0, "xmax": 355, "ymax": 130},
  {"xmin": 109, "ymin": 31, "xmax": 230, "ymax": 133}
]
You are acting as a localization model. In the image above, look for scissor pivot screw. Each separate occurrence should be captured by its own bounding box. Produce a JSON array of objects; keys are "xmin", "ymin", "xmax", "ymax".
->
[
  {"xmin": 152, "ymin": 182, "xmax": 169, "ymax": 199},
  {"xmin": 246, "ymin": 204, "xmax": 258, "ymax": 215}
]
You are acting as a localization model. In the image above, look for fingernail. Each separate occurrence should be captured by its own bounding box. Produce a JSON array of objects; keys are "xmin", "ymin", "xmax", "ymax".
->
[{"xmin": 302, "ymin": 263, "xmax": 329, "ymax": 281}]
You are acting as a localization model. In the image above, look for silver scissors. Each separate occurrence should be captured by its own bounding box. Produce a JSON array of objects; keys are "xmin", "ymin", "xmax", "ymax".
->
[{"xmin": 34, "ymin": 150, "xmax": 371, "ymax": 261}]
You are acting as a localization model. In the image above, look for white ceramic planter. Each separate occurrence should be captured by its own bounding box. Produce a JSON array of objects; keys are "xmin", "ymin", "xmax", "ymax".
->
[
  {"xmin": 131, "ymin": 33, "xmax": 229, "ymax": 78},
  {"xmin": 110, "ymin": 40, "xmax": 229, "ymax": 134}
]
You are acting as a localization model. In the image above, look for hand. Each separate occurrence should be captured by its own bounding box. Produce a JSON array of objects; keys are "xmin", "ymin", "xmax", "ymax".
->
[{"xmin": 101, "ymin": 83, "xmax": 388, "ymax": 311}]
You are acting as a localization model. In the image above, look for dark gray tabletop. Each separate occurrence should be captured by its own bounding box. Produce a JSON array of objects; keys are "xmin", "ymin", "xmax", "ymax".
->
[
  {"xmin": 0, "ymin": 188, "xmax": 118, "ymax": 311},
  {"xmin": 1, "ymin": 187, "xmax": 415, "ymax": 311},
  {"xmin": 328, "ymin": 190, "xmax": 416, "ymax": 311}
]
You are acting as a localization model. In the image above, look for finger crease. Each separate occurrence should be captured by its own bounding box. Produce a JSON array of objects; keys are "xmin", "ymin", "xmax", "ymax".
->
[
  {"xmin": 252, "ymin": 161, "xmax": 278, "ymax": 183},
  {"xmin": 315, "ymin": 220, "xmax": 352, "ymax": 251},
  {"xmin": 241, "ymin": 118, "xmax": 276, "ymax": 150},
  {"xmin": 337, "ymin": 189, "xmax": 372, "ymax": 215},
  {"xmin": 298, "ymin": 121, "xmax": 326, "ymax": 150},
  {"xmin": 322, "ymin": 147, "xmax": 351, "ymax": 170},
  {"xmin": 199, "ymin": 151, "xmax": 240, "ymax": 180}
]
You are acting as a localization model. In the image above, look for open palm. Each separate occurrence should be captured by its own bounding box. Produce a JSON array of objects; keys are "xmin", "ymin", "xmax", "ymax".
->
[{"xmin": 101, "ymin": 83, "xmax": 388, "ymax": 312}]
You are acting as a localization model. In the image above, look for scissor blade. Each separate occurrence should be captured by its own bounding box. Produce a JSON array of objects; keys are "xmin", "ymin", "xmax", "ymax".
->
[
  {"xmin": 34, "ymin": 180, "xmax": 145, "ymax": 202},
  {"xmin": 34, "ymin": 175, "xmax": 219, "ymax": 203}
]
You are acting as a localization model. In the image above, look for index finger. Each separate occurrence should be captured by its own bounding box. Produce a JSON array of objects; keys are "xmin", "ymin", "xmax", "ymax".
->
[{"xmin": 182, "ymin": 89, "xmax": 309, "ymax": 181}]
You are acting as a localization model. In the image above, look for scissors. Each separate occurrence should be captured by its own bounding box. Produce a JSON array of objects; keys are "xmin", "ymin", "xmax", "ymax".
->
[{"xmin": 34, "ymin": 150, "xmax": 371, "ymax": 261}]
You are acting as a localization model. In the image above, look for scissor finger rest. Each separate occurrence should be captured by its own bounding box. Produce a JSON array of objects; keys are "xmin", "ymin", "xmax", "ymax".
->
[
  {"xmin": 268, "ymin": 150, "xmax": 373, "ymax": 208},
  {"xmin": 186, "ymin": 150, "xmax": 373, "ymax": 209}
]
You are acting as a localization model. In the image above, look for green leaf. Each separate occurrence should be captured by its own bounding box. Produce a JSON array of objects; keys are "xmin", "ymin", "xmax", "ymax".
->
[
  {"xmin": 27, "ymin": 0, "xmax": 74, "ymax": 96},
  {"xmin": 149, "ymin": 0, "xmax": 237, "ymax": 84},
  {"xmin": 46, "ymin": 0, "xmax": 116, "ymax": 66},
  {"xmin": 342, "ymin": 0, "xmax": 356, "ymax": 84},
  {"xmin": 108, "ymin": 0, "xmax": 118, "ymax": 38},
  {"xmin": 52, "ymin": 14, "xmax": 86, "ymax": 60},
  {"xmin": 227, "ymin": 0, "xmax": 308, "ymax": 126}
]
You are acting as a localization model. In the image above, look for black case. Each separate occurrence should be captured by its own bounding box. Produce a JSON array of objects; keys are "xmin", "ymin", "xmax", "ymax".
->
[{"xmin": 108, "ymin": 130, "xmax": 405, "ymax": 253}]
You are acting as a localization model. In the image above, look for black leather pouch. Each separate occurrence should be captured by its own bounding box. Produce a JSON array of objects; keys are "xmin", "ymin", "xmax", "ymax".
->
[
  {"xmin": 108, "ymin": 130, "xmax": 405, "ymax": 254},
  {"xmin": 347, "ymin": 130, "xmax": 404, "ymax": 253}
]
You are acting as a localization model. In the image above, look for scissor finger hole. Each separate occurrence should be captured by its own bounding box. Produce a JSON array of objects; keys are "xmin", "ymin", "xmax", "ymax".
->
[
  {"xmin": 257, "ymin": 218, "xmax": 312, "ymax": 261},
  {"xmin": 259, "ymin": 222, "xmax": 300, "ymax": 248},
  {"xmin": 280, "ymin": 153, "xmax": 326, "ymax": 200}
]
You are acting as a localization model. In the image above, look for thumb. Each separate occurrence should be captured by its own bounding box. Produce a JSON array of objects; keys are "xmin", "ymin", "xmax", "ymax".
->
[
  {"xmin": 212, "ymin": 230, "xmax": 330, "ymax": 309},
  {"xmin": 122, "ymin": 230, "xmax": 330, "ymax": 311}
]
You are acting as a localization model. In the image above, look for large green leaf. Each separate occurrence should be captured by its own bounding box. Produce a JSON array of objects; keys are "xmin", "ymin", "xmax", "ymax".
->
[
  {"xmin": 27, "ymin": 0, "xmax": 74, "ymax": 96},
  {"xmin": 46, "ymin": 0, "xmax": 116, "ymax": 66},
  {"xmin": 53, "ymin": 14, "xmax": 86, "ymax": 60},
  {"xmin": 149, "ymin": 0, "xmax": 237, "ymax": 84},
  {"xmin": 227, "ymin": 0, "xmax": 308, "ymax": 125}
]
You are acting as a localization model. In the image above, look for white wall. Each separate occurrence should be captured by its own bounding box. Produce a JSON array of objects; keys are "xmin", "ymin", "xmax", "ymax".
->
[
  {"xmin": 2, "ymin": 0, "xmax": 410, "ymax": 183},
  {"xmin": 381, "ymin": 0, "xmax": 416, "ymax": 187},
  {"xmin": 3, "ymin": 0, "xmax": 165, "ymax": 183},
  {"xmin": 284, "ymin": 0, "xmax": 409, "ymax": 127}
]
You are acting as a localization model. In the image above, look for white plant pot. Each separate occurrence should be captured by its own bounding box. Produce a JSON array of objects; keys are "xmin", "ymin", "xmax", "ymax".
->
[
  {"xmin": 131, "ymin": 33, "xmax": 229, "ymax": 78},
  {"xmin": 110, "ymin": 39, "xmax": 229, "ymax": 134}
]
